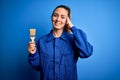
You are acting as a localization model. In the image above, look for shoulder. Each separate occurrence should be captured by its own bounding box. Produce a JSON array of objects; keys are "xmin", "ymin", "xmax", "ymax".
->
[
  {"xmin": 37, "ymin": 32, "xmax": 50, "ymax": 43},
  {"xmin": 62, "ymin": 30, "xmax": 74, "ymax": 42},
  {"xmin": 71, "ymin": 26, "xmax": 86, "ymax": 35}
]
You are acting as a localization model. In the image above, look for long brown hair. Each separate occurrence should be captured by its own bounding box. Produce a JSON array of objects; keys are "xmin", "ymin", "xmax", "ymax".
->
[{"xmin": 51, "ymin": 5, "xmax": 71, "ymax": 32}]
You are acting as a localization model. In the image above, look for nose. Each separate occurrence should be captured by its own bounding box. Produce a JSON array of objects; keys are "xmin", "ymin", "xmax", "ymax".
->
[{"xmin": 56, "ymin": 16, "xmax": 61, "ymax": 21}]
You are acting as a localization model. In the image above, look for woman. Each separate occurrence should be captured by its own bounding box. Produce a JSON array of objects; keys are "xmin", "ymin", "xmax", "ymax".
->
[{"xmin": 28, "ymin": 5, "xmax": 93, "ymax": 80}]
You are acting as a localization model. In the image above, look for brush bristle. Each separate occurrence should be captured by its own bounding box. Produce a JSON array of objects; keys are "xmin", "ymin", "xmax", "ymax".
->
[{"xmin": 30, "ymin": 29, "xmax": 36, "ymax": 35}]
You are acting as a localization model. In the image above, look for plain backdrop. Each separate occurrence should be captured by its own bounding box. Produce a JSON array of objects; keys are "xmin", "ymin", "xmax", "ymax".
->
[{"xmin": 0, "ymin": 0, "xmax": 120, "ymax": 80}]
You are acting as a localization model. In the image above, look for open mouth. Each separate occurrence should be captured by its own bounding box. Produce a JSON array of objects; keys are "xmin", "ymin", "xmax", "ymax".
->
[{"xmin": 55, "ymin": 22, "xmax": 61, "ymax": 26}]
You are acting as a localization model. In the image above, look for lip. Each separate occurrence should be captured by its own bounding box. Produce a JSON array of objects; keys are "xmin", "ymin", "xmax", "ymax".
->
[{"xmin": 54, "ymin": 22, "xmax": 61, "ymax": 26}]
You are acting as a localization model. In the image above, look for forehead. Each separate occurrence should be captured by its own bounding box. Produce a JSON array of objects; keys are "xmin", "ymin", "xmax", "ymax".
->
[{"xmin": 54, "ymin": 8, "xmax": 68, "ymax": 15}]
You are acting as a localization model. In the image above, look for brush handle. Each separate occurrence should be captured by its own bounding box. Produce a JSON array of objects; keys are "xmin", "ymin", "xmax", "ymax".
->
[{"xmin": 30, "ymin": 37, "xmax": 35, "ymax": 42}]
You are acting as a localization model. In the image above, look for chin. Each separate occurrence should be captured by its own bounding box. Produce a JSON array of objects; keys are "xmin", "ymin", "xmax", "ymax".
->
[{"xmin": 54, "ymin": 26, "xmax": 64, "ymax": 30}]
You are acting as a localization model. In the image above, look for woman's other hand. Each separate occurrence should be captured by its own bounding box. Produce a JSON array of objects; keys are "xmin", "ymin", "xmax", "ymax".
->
[{"xmin": 28, "ymin": 42, "xmax": 36, "ymax": 54}]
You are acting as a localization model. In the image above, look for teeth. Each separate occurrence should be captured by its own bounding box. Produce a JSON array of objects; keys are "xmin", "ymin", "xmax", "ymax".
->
[{"xmin": 55, "ymin": 22, "xmax": 60, "ymax": 25}]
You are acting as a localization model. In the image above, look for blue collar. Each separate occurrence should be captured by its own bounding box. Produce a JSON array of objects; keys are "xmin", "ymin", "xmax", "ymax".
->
[{"xmin": 46, "ymin": 30, "xmax": 70, "ymax": 42}]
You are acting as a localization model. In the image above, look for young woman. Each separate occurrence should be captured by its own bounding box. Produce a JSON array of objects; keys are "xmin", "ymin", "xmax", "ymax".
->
[{"xmin": 28, "ymin": 5, "xmax": 93, "ymax": 80}]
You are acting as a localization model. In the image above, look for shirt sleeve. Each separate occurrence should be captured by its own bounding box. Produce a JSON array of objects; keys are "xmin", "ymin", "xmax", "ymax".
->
[
  {"xmin": 28, "ymin": 40, "xmax": 40, "ymax": 71},
  {"xmin": 71, "ymin": 26, "xmax": 93, "ymax": 58}
]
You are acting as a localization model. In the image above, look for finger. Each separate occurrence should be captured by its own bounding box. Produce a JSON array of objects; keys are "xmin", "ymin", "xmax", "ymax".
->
[
  {"xmin": 28, "ymin": 48, "xmax": 36, "ymax": 54},
  {"xmin": 67, "ymin": 17, "xmax": 71, "ymax": 24},
  {"xmin": 28, "ymin": 47, "xmax": 36, "ymax": 51},
  {"xmin": 66, "ymin": 17, "xmax": 69, "ymax": 23},
  {"xmin": 28, "ymin": 46, "xmax": 36, "ymax": 53},
  {"xmin": 28, "ymin": 42, "xmax": 36, "ymax": 46},
  {"xmin": 29, "ymin": 41, "xmax": 35, "ymax": 44},
  {"xmin": 29, "ymin": 43, "xmax": 36, "ymax": 47},
  {"xmin": 67, "ymin": 16, "xmax": 73, "ymax": 28}
]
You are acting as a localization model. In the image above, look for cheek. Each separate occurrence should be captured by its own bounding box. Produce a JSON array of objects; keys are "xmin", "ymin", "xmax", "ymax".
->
[
  {"xmin": 62, "ymin": 19, "xmax": 67, "ymax": 24},
  {"xmin": 52, "ymin": 17, "xmax": 56, "ymax": 21}
]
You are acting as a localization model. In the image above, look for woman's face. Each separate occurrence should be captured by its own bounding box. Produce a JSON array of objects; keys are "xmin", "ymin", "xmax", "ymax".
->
[{"xmin": 52, "ymin": 8, "xmax": 68, "ymax": 30}]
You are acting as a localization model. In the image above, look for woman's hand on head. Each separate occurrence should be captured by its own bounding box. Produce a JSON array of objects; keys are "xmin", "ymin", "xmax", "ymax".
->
[
  {"xmin": 28, "ymin": 42, "xmax": 36, "ymax": 54},
  {"xmin": 66, "ymin": 17, "xmax": 74, "ymax": 28}
]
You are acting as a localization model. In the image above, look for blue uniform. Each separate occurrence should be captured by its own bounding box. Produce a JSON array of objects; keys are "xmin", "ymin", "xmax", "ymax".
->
[{"xmin": 28, "ymin": 26, "xmax": 93, "ymax": 80}]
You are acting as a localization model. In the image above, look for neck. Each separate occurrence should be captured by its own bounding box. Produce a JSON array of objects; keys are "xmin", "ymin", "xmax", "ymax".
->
[{"xmin": 53, "ymin": 28, "xmax": 63, "ymax": 38}]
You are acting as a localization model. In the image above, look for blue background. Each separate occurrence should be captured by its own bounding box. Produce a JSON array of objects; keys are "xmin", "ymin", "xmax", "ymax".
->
[{"xmin": 0, "ymin": 0, "xmax": 120, "ymax": 80}]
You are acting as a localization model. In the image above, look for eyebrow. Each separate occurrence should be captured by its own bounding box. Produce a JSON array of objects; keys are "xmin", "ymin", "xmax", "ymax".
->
[
  {"xmin": 61, "ymin": 15, "xmax": 66, "ymax": 17},
  {"xmin": 53, "ymin": 13, "xmax": 67, "ymax": 17}
]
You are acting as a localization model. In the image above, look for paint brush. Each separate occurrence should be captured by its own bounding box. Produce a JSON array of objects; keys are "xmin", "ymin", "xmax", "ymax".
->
[{"xmin": 29, "ymin": 29, "xmax": 36, "ymax": 42}]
